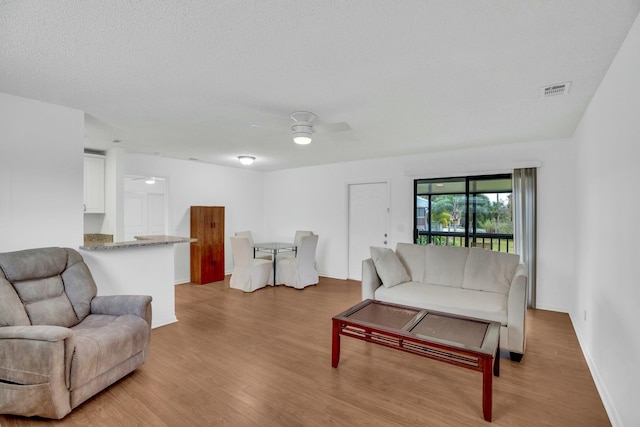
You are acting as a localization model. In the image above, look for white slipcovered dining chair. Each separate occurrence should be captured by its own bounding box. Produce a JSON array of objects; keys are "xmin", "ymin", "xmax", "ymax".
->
[
  {"xmin": 278, "ymin": 230, "xmax": 313, "ymax": 259},
  {"xmin": 234, "ymin": 230, "xmax": 271, "ymax": 260},
  {"xmin": 229, "ymin": 236, "xmax": 272, "ymax": 292},
  {"xmin": 275, "ymin": 234, "xmax": 319, "ymax": 289}
]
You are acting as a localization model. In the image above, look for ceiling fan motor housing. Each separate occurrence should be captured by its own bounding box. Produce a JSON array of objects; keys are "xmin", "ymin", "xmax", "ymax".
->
[
  {"xmin": 292, "ymin": 123, "xmax": 314, "ymax": 134},
  {"xmin": 291, "ymin": 111, "xmax": 316, "ymax": 144},
  {"xmin": 290, "ymin": 111, "xmax": 317, "ymax": 125}
]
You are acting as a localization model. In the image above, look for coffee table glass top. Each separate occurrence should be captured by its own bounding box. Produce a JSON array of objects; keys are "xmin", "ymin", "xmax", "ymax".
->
[
  {"xmin": 337, "ymin": 299, "xmax": 496, "ymax": 352},
  {"xmin": 346, "ymin": 301, "xmax": 421, "ymax": 330},
  {"xmin": 412, "ymin": 313, "xmax": 488, "ymax": 348}
]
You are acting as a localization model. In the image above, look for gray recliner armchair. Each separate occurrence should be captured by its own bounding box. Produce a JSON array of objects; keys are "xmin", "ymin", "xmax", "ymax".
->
[{"xmin": 0, "ymin": 247, "xmax": 152, "ymax": 419}]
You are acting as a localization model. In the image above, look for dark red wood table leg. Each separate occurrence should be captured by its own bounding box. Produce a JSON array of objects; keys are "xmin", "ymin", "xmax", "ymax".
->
[
  {"xmin": 331, "ymin": 319, "xmax": 341, "ymax": 367},
  {"xmin": 482, "ymin": 355, "xmax": 493, "ymax": 422}
]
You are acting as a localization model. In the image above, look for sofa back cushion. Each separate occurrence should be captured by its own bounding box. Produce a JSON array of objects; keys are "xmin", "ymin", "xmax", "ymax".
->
[
  {"xmin": 423, "ymin": 245, "xmax": 469, "ymax": 288},
  {"xmin": 370, "ymin": 246, "xmax": 410, "ymax": 288},
  {"xmin": 463, "ymin": 247, "xmax": 520, "ymax": 294},
  {"xmin": 0, "ymin": 247, "xmax": 97, "ymax": 327},
  {"xmin": 395, "ymin": 243, "xmax": 427, "ymax": 282},
  {"xmin": 0, "ymin": 276, "xmax": 31, "ymax": 326},
  {"xmin": 61, "ymin": 248, "xmax": 99, "ymax": 321}
]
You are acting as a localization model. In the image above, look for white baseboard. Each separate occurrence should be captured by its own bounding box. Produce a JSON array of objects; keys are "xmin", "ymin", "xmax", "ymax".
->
[
  {"xmin": 569, "ymin": 312, "xmax": 621, "ymax": 427},
  {"xmin": 174, "ymin": 276, "xmax": 191, "ymax": 285},
  {"xmin": 151, "ymin": 315, "xmax": 178, "ymax": 329}
]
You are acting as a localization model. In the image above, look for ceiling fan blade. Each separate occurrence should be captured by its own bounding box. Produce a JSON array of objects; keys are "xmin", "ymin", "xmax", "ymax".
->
[
  {"xmin": 246, "ymin": 110, "xmax": 351, "ymax": 136},
  {"xmin": 319, "ymin": 121, "xmax": 351, "ymax": 132},
  {"xmin": 248, "ymin": 123, "xmax": 280, "ymax": 131}
]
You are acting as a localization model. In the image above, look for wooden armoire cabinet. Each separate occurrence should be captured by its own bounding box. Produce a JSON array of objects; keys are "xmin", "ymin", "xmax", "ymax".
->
[{"xmin": 190, "ymin": 206, "xmax": 225, "ymax": 284}]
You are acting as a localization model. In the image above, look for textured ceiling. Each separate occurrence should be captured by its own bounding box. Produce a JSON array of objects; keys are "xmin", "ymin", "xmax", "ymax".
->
[{"xmin": 2, "ymin": 1, "xmax": 639, "ymax": 171}]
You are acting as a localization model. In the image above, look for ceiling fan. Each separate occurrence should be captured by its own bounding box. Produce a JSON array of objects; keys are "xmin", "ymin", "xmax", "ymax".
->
[
  {"xmin": 291, "ymin": 111, "xmax": 316, "ymax": 145},
  {"xmin": 127, "ymin": 176, "xmax": 162, "ymax": 184},
  {"xmin": 290, "ymin": 111, "xmax": 351, "ymax": 145},
  {"xmin": 250, "ymin": 111, "xmax": 351, "ymax": 145}
]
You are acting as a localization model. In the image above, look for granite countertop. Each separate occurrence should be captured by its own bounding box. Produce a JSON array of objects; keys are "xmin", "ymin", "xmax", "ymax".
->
[
  {"xmin": 80, "ymin": 235, "xmax": 196, "ymax": 251},
  {"xmin": 83, "ymin": 233, "xmax": 114, "ymax": 246}
]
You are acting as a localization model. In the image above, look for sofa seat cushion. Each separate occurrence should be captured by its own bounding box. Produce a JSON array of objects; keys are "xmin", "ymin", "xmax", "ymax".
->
[
  {"xmin": 69, "ymin": 314, "xmax": 149, "ymax": 390},
  {"xmin": 374, "ymin": 281, "xmax": 508, "ymax": 325}
]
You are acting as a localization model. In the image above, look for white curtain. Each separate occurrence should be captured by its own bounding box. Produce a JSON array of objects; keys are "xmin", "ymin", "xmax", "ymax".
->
[{"xmin": 513, "ymin": 168, "xmax": 537, "ymax": 308}]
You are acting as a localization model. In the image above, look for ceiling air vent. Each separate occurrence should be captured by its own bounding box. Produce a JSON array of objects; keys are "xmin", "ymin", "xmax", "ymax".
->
[{"xmin": 540, "ymin": 81, "xmax": 571, "ymax": 98}]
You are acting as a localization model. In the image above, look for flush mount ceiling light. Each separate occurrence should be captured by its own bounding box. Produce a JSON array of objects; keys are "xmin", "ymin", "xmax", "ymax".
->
[
  {"xmin": 238, "ymin": 155, "xmax": 256, "ymax": 165},
  {"xmin": 291, "ymin": 111, "xmax": 316, "ymax": 145},
  {"xmin": 145, "ymin": 177, "xmax": 156, "ymax": 184}
]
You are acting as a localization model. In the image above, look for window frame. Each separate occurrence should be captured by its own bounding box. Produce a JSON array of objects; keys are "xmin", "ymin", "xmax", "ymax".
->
[{"xmin": 413, "ymin": 173, "xmax": 514, "ymax": 252}]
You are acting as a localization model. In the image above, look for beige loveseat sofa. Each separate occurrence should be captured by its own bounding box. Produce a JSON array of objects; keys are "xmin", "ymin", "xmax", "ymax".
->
[
  {"xmin": 362, "ymin": 243, "xmax": 527, "ymax": 360},
  {"xmin": 0, "ymin": 247, "xmax": 152, "ymax": 419}
]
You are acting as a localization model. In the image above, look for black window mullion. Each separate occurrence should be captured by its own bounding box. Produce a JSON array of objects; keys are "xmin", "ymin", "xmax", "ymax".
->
[{"xmin": 465, "ymin": 178, "xmax": 470, "ymax": 247}]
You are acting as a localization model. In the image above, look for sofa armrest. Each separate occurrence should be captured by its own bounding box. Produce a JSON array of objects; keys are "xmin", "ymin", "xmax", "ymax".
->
[
  {"xmin": 507, "ymin": 263, "xmax": 528, "ymax": 354},
  {"xmin": 0, "ymin": 325, "xmax": 72, "ymax": 342},
  {"xmin": 362, "ymin": 258, "xmax": 382, "ymax": 300},
  {"xmin": 0, "ymin": 325, "xmax": 73, "ymax": 384},
  {"xmin": 91, "ymin": 295, "xmax": 153, "ymax": 326}
]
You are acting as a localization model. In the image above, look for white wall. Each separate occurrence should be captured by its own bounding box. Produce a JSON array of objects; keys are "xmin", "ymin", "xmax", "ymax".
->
[
  {"xmin": 263, "ymin": 137, "xmax": 577, "ymax": 312},
  {"xmin": 571, "ymin": 13, "xmax": 640, "ymax": 427},
  {"xmin": 0, "ymin": 92, "xmax": 84, "ymax": 252},
  {"xmin": 124, "ymin": 154, "xmax": 266, "ymax": 283}
]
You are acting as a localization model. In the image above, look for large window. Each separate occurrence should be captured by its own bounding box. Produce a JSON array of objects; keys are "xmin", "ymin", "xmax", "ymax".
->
[{"xmin": 414, "ymin": 174, "xmax": 514, "ymax": 253}]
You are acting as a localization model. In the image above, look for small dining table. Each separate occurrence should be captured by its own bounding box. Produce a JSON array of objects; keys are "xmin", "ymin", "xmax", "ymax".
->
[{"xmin": 253, "ymin": 242, "xmax": 297, "ymax": 285}]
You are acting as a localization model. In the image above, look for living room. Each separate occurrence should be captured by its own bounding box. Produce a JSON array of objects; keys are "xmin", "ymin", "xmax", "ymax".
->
[{"xmin": 1, "ymin": 2, "xmax": 639, "ymax": 426}]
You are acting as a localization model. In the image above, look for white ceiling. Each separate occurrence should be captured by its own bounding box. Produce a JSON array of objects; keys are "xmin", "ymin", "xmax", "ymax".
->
[{"xmin": 2, "ymin": 1, "xmax": 639, "ymax": 171}]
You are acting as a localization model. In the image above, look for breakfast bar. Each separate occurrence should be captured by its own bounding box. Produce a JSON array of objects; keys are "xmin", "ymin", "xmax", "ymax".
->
[{"xmin": 80, "ymin": 235, "xmax": 194, "ymax": 328}]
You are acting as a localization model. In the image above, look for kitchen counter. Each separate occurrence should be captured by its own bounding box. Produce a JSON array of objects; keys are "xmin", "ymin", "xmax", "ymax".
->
[
  {"xmin": 83, "ymin": 233, "xmax": 114, "ymax": 246},
  {"xmin": 80, "ymin": 234, "xmax": 195, "ymax": 250},
  {"xmin": 79, "ymin": 235, "xmax": 194, "ymax": 328}
]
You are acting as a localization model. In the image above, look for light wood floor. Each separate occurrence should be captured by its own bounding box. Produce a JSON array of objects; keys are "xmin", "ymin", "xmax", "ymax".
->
[{"xmin": 0, "ymin": 277, "xmax": 610, "ymax": 427}]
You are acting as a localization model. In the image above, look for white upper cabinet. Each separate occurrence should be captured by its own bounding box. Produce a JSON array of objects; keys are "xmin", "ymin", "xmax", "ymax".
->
[{"xmin": 84, "ymin": 154, "xmax": 105, "ymax": 213}]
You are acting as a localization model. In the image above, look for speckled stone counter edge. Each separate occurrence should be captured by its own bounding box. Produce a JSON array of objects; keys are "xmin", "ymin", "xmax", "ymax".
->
[{"xmin": 80, "ymin": 235, "xmax": 195, "ymax": 251}]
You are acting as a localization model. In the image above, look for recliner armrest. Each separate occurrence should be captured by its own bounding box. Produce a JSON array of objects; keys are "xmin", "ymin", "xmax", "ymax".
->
[
  {"xmin": 0, "ymin": 325, "xmax": 72, "ymax": 342},
  {"xmin": 362, "ymin": 258, "xmax": 382, "ymax": 300},
  {"xmin": 91, "ymin": 295, "xmax": 152, "ymax": 326},
  {"xmin": 0, "ymin": 325, "xmax": 73, "ymax": 385}
]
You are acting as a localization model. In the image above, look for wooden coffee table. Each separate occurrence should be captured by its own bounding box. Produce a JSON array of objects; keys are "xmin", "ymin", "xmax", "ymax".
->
[{"xmin": 332, "ymin": 299, "xmax": 501, "ymax": 422}]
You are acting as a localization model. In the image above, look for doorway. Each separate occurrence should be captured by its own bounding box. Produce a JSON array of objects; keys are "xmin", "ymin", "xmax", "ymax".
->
[
  {"xmin": 124, "ymin": 176, "xmax": 168, "ymax": 241},
  {"xmin": 347, "ymin": 182, "xmax": 389, "ymax": 280}
]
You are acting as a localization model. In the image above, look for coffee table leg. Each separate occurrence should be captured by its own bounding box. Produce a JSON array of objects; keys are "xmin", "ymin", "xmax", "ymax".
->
[
  {"xmin": 482, "ymin": 356, "xmax": 493, "ymax": 422},
  {"xmin": 332, "ymin": 320, "xmax": 341, "ymax": 367}
]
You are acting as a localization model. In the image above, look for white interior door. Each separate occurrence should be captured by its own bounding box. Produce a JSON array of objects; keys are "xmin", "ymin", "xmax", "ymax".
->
[
  {"xmin": 124, "ymin": 193, "xmax": 145, "ymax": 241},
  {"xmin": 147, "ymin": 193, "xmax": 166, "ymax": 235},
  {"xmin": 348, "ymin": 182, "xmax": 389, "ymax": 280},
  {"xmin": 124, "ymin": 193, "xmax": 167, "ymax": 241},
  {"xmin": 124, "ymin": 176, "xmax": 168, "ymax": 241}
]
